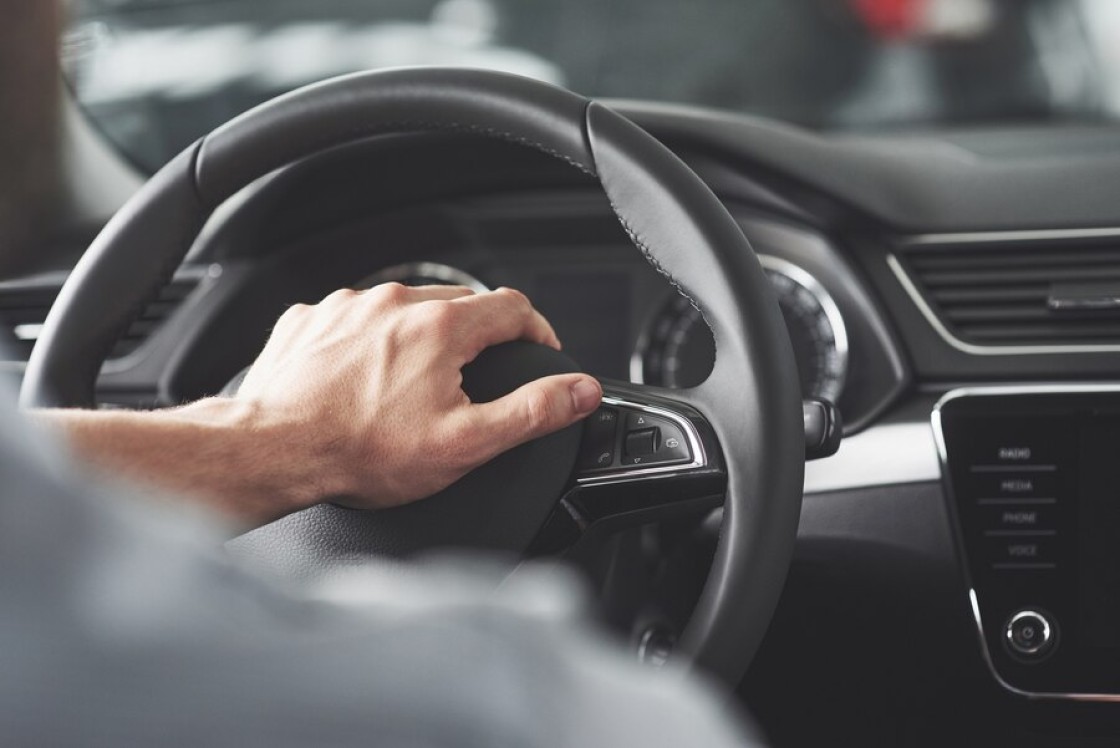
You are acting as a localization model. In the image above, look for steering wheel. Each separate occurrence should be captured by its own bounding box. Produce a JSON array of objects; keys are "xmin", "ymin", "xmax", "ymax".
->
[{"xmin": 21, "ymin": 68, "xmax": 804, "ymax": 688}]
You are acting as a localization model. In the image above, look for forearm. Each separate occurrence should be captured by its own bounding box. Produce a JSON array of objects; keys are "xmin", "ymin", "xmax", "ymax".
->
[{"xmin": 33, "ymin": 399, "xmax": 338, "ymax": 528}]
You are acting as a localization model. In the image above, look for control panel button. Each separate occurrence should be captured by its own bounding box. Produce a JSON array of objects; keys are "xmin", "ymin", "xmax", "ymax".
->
[
  {"xmin": 972, "ymin": 473, "xmax": 1059, "ymax": 500},
  {"xmin": 625, "ymin": 428, "xmax": 659, "ymax": 456},
  {"xmin": 979, "ymin": 502, "xmax": 1056, "ymax": 531},
  {"xmin": 578, "ymin": 407, "xmax": 619, "ymax": 470},
  {"xmin": 620, "ymin": 413, "xmax": 692, "ymax": 467},
  {"xmin": 1004, "ymin": 609, "xmax": 1057, "ymax": 660},
  {"xmin": 655, "ymin": 422, "xmax": 691, "ymax": 462},
  {"xmin": 985, "ymin": 535, "xmax": 1058, "ymax": 569}
]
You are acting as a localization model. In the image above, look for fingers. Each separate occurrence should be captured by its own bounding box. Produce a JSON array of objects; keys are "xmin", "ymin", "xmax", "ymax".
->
[
  {"xmin": 447, "ymin": 287, "xmax": 562, "ymax": 356},
  {"xmin": 309, "ymin": 284, "xmax": 561, "ymax": 361},
  {"xmin": 463, "ymin": 373, "xmax": 602, "ymax": 463}
]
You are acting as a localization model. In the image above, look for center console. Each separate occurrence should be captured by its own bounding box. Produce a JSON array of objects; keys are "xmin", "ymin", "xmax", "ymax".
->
[{"xmin": 935, "ymin": 386, "xmax": 1120, "ymax": 700}]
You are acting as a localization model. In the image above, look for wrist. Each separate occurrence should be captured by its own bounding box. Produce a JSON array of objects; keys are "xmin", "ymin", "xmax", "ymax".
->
[{"xmin": 177, "ymin": 396, "xmax": 341, "ymax": 520}]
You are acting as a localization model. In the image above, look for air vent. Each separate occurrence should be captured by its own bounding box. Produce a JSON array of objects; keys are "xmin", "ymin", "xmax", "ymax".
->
[
  {"xmin": 0, "ymin": 278, "xmax": 60, "ymax": 361},
  {"xmin": 0, "ymin": 272, "xmax": 202, "ymax": 362},
  {"xmin": 111, "ymin": 277, "xmax": 200, "ymax": 359},
  {"xmin": 896, "ymin": 238, "xmax": 1120, "ymax": 350}
]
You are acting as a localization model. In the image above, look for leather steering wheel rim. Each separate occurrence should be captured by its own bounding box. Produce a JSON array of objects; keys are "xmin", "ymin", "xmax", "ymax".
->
[{"xmin": 22, "ymin": 68, "xmax": 804, "ymax": 687}]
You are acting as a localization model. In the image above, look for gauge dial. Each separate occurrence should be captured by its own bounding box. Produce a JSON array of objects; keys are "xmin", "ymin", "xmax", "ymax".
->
[{"xmin": 633, "ymin": 255, "xmax": 848, "ymax": 402}]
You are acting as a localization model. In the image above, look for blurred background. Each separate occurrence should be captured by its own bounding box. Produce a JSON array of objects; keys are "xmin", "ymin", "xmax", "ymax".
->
[{"xmin": 63, "ymin": 0, "xmax": 1120, "ymax": 173}]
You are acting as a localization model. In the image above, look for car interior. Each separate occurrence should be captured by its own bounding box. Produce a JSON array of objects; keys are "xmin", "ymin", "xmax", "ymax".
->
[{"xmin": 9, "ymin": 0, "xmax": 1120, "ymax": 745}]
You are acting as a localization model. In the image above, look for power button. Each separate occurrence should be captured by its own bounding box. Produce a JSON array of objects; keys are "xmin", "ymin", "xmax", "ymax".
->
[{"xmin": 1004, "ymin": 609, "xmax": 1057, "ymax": 661}]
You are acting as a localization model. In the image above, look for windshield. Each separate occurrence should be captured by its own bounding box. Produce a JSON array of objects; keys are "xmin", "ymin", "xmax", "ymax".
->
[{"xmin": 64, "ymin": 0, "xmax": 1120, "ymax": 173}]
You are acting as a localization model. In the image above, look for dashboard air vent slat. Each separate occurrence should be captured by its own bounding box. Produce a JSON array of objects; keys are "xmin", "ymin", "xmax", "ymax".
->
[
  {"xmin": 110, "ymin": 278, "xmax": 201, "ymax": 359},
  {"xmin": 899, "ymin": 239, "xmax": 1120, "ymax": 348},
  {"xmin": 0, "ymin": 273, "xmax": 201, "ymax": 362},
  {"xmin": 918, "ymin": 266, "xmax": 1120, "ymax": 288}
]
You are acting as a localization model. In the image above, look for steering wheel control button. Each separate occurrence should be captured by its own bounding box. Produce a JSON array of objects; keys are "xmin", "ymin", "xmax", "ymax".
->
[
  {"xmin": 1004, "ymin": 609, "xmax": 1057, "ymax": 661},
  {"xmin": 625, "ymin": 428, "xmax": 659, "ymax": 457},
  {"xmin": 620, "ymin": 414, "xmax": 692, "ymax": 467},
  {"xmin": 578, "ymin": 407, "xmax": 620, "ymax": 471},
  {"xmin": 654, "ymin": 422, "xmax": 691, "ymax": 463}
]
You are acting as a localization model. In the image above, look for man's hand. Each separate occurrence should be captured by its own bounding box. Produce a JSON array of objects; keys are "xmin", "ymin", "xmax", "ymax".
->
[
  {"xmin": 237, "ymin": 283, "xmax": 602, "ymax": 509},
  {"xmin": 34, "ymin": 284, "xmax": 602, "ymax": 527}
]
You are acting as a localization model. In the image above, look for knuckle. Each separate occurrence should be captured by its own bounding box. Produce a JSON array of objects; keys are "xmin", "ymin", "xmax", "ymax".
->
[
  {"xmin": 496, "ymin": 286, "xmax": 530, "ymax": 309},
  {"xmin": 278, "ymin": 302, "xmax": 311, "ymax": 323},
  {"xmin": 368, "ymin": 281, "xmax": 410, "ymax": 306},
  {"xmin": 320, "ymin": 288, "xmax": 358, "ymax": 305}
]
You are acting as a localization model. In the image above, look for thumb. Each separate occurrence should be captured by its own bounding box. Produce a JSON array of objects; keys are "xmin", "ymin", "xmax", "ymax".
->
[{"xmin": 469, "ymin": 374, "xmax": 602, "ymax": 462}]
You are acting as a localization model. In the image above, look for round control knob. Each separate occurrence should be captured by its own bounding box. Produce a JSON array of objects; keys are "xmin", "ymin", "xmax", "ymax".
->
[{"xmin": 1004, "ymin": 609, "xmax": 1056, "ymax": 660}]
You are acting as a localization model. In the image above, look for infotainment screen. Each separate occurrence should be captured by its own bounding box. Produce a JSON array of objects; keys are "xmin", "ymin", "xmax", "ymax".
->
[
  {"xmin": 936, "ymin": 389, "xmax": 1120, "ymax": 698},
  {"xmin": 1077, "ymin": 416, "xmax": 1120, "ymax": 650}
]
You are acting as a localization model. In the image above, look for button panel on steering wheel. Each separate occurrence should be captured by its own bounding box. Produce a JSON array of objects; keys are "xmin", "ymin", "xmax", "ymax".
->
[{"xmin": 576, "ymin": 395, "xmax": 706, "ymax": 484}]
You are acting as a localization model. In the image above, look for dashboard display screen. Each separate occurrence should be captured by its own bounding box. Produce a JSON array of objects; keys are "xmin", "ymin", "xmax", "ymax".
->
[{"xmin": 1077, "ymin": 416, "xmax": 1120, "ymax": 649}]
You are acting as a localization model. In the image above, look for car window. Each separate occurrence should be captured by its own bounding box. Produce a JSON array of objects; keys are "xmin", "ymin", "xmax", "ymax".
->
[{"xmin": 64, "ymin": 0, "xmax": 1120, "ymax": 173}]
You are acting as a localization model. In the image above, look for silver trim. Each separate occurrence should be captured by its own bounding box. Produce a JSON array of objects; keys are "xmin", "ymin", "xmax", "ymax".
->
[
  {"xmin": 888, "ymin": 243, "xmax": 1120, "ymax": 356},
  {"xmin": 630, "ymin": 254, "xmax": 849, "ymax": 399},
  {"xmin": 358, "ymin": 262, "xmax": 489, "ymax": 293},
  {"xmin": 901, "ymin": 226, "xmax": 1120, "ymax": 247},
  {"xmin": 576, "ymin": 395, "xmax": 707, "ymax": 486},
  {"xmin": 934, "ymin": 384, "xmax": 1120, "ymax": 702}
]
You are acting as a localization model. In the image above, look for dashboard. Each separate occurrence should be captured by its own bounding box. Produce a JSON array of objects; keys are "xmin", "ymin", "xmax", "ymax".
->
[{"xmin": 9, "ymin": 101, "xmax": 1120, "ymax": 746}]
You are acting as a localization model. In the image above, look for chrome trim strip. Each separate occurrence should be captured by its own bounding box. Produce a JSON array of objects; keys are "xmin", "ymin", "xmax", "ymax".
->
[
  {"xmin": 887, "ymin": 254, "xmax": 1120, "ymax": 355},
  {"xmin": 803, "ymin": 421, "xmax": 940, "ymax": 493},
  {"xmin": 900, "ymin": 226, "xmax": 1120, "ymax": 247},
  {"xmin": 575, "ymin": 395, "xmax": 707, "ymax": 486},
  {"xmin": 934, "ymin": 384, "xmax": 1120, "ymax": 702}
]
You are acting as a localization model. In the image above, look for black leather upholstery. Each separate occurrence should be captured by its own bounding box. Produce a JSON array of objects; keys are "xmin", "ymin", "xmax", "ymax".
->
[{"xmin": 21, "ymin": 68, "xmax": 804, "ymax": 687}]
